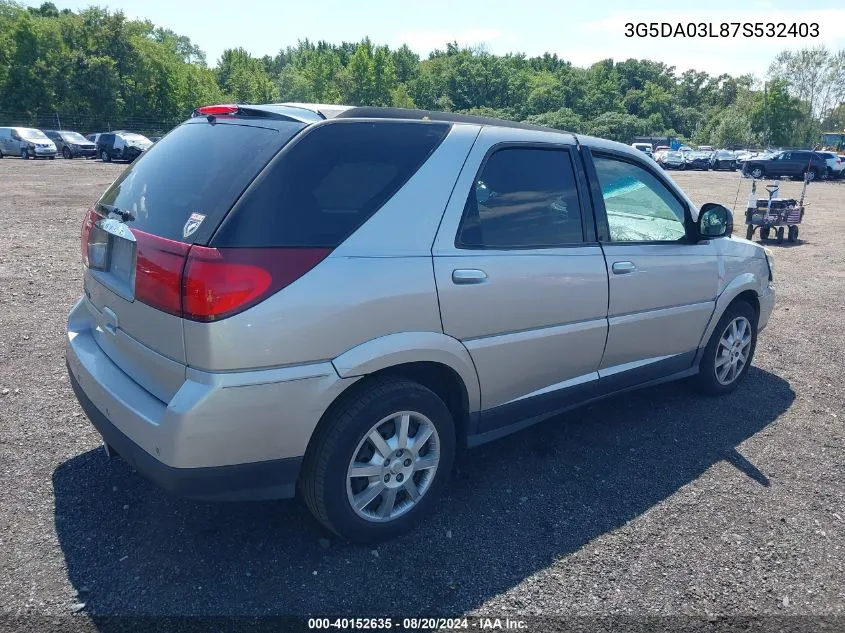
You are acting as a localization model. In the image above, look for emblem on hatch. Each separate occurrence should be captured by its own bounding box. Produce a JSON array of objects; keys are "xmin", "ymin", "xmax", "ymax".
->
[{"xmin": 183, "ymin": 212, "xmax": 206, "ymax": 238}]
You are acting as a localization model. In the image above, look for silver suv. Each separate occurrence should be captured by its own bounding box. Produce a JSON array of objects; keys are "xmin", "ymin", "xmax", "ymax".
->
[{"xmin": 66, "ymin": 103, "xmax": 776, "ymax": 542}]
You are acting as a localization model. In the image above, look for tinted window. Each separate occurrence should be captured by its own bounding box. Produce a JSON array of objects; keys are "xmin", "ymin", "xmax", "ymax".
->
[
  {"xmin": 593, "ymin": 155, "xmax": 687, "ymax": 242},
  {"xmin": 213, "ymin": 121, "xmax": 450, "ymax": 248},
  {"xmin": 457, "ymin": 148, "xmax": 583, "ymax": 249},
  {"xmin": 97, "ymin": 120, "xmax": 305, "ymax": 243}
]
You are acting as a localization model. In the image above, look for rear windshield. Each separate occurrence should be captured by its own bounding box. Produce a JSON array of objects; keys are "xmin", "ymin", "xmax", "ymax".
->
[
  {"xmin": 96, "ymin": 120, "xmax": 305, "ymax": 243},
  {"xmin": 212, "ymin": 120, "xmax": 451, "ymax": 248}
]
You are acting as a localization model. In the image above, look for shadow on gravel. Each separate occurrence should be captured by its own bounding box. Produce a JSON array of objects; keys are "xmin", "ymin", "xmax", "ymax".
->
[{"xmin": 53, "ymin": 367, "xmax": 794, "ymax": 622}]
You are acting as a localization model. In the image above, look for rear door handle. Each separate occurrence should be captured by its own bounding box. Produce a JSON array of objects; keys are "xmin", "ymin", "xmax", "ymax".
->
[
  {"xmin": 452, "ymin": 269, "xmax": 488, "ymax": 284},
  {"xmin": 611, "ymin": 261, "xmax": 637, "ymax": 275}
]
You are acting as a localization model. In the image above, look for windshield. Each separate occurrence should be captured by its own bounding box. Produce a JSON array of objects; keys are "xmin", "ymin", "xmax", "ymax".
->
[
  {"xmin": 666, "ymin": 152, "xmax": 682, "ymax": 159},
  {"xmin": 97, "ymin": 120, "xmax": 305, "ymax": 243},
  {"xmin": 63, "ymin": 131, "xmax": 88, "ymax": 143},
  {"xmin": 20, "ymin": 129, "xmax": 49, "ymax": 141},
  {"xmin": 122, "ymin": 133, "xmax": 151, "ymax": 144}
]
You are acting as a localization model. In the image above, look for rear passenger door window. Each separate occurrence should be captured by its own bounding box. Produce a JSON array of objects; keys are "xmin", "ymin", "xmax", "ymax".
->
[{"xmin": 457, "ymin": 147, "xmax": 584, "ymax": 248}]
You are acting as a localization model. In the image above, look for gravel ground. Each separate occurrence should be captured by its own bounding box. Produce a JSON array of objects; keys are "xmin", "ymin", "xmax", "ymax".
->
[{"xmin": 0, "ymin": 158, "xmax": 843, "ymax": 632}]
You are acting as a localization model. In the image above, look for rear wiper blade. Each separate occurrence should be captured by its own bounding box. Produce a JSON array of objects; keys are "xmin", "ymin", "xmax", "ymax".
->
[{"xmin": 98, "ymin": 204, "xmax": 135, "ymax": 222}]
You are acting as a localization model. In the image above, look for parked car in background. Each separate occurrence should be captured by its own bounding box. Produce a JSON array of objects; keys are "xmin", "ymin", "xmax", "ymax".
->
[
  {"xmin": 0, "ymin": 127, "xmax": 57, "ymax": 159},
  {"xmin": 710, "ymin": 150, "xmax": 737, "ymax": 171},
  {"xmin": 631, "ymin": 142, "xmax": 654, "ymax": 158},
  {"xmin": 43, "ymin": 130, "xmax": 97, "ymax": 159},
  {"xmin": 96, "ymin": 131, "xmax": 153, "ymax": 162},
  {"xmin": 742, "ymin": 150, "xmax": 828, "ymax": 181},
  {"xmin": 66, "ymin": 102, "xmax": 775, "ymax": 542},
  {"xmin": 815, "ymin": 151, "xmax": 843, "ymax": 179},
  {"xmin": 657, "ymin": 150, "xmax": 685, "ymax": 170},
  {"xmin": 684, "ymin": 151, "xmax": 711, "ymax": 170}
]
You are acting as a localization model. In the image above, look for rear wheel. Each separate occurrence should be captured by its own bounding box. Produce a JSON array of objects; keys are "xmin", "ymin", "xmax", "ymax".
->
[
  {"xmin": 692, "ymin": 301, "xmax": 757, "ymax": 395},
  {"xmin": 788, "ymin": 225, "xmax": 799, "ymax": 242},
  {"xmin": 749, "ymin": 166, "xmax": 764, "ymax": 179},
  {"xmin": 745, "ymin": 225, "xmax": 754, "ymax": 240},
  {"xmin": 301, "ymin": 378, "xmax": 456, "ymax": 543},
  {"xmin": 100, "ymin": 150, "xmax": 111, "ymax": 162},
  {"xmin": 776, "ymin": 226, "xmax": 785, "ymax": 243},
  {"xmin": 62, "ymin": 147, "xmax": 72, "ymax": 159},
  {"xmin": 805, "ymin": 168, "xmax": 817, "ymax": 182}
]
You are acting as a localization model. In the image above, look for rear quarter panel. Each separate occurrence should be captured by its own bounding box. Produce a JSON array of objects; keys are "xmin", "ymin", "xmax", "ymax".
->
[{"xmin": 183, "ymin": 123, "xmax": 482, "ymax": 372}]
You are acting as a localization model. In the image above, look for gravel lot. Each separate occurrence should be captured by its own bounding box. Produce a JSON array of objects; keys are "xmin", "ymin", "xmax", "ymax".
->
[{"xmin": 1, "ymin": 158, "xmax": 843, "ymax": 631}]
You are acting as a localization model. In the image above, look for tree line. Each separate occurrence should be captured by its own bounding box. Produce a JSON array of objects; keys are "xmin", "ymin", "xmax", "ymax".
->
[{"xmin": 2, "ymin": 1, "xmax": 844, "ymax": 146}]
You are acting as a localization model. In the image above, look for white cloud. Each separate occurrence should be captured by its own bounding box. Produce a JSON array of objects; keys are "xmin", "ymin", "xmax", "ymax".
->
[{"xmin": 393, "ymin": 28, "xmax": 504, "ymax": 54}]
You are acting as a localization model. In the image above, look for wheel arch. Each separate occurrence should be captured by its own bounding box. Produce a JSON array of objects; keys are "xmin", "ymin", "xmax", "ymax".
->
[
  {"xmin": 302, "ymin": 333, "xmax": 481, "ymax": 462},
  {"xmin": 699, "ymin": 274, "xmax": 762, "ymax": 348}
]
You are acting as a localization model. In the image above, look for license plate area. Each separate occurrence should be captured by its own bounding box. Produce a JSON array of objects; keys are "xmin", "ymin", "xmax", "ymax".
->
[{"xmin": 88, "ymin": 219, "xmax": 137, "ymax": 301}]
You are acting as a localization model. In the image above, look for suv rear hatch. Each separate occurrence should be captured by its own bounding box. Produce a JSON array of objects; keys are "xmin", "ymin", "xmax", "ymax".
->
[{"xmin": 80, "ymin": 111, "xmax": 308, "ymax": 402}]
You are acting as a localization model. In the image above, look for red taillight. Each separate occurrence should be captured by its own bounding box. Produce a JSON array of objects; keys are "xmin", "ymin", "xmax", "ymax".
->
[
  {"xmin": 194, "ymin": 104, "xmax": 239, "ymax": 116},
  {"xmin": 182, "ymin": 247, "xmax": 331, "ymax": 322},
  {"xmin": 128, "ymin": 229, "xmax": 331, "ymax": 321},
  {"xmin": 80, "ymin": 207, "xmax": 102, "ymax": 266},
  {"xmin": 133, "ymin": 231, "xmax": 190, "ymax": 317}
]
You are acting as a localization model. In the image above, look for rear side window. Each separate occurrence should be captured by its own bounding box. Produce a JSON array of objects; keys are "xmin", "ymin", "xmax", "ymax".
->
[
  {"xmin": 212, "ymin": 120, "xmax": 450, "ymax": 248},
  {"xmin": 96, "ymin": 120, "xmax": 304, "ymax": 243},
  {"xmin": 456, "ymin": 147, "xmax": 584, "ymax": 249}
]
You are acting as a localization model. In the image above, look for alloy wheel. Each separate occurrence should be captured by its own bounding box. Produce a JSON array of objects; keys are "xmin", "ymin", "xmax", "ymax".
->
[
  {"xmin": 346, "ymin": 411, "xmax": 440, "ymax": 523},
  {"xmin": 715, "ymin": 316, "xmax": 753, "ymax": 385}
]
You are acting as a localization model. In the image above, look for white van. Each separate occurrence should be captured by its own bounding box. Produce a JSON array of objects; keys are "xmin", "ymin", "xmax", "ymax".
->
[
  {"xmin": 0, "ymin": 127, "xmax": 58, "ymax": 159},
  {"xmin": 631, "ymin": 142, "xmax": 654, "ymax": 158}
]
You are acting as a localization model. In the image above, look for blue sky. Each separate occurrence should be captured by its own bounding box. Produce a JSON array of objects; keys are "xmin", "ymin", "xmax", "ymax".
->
[{"xmin": 25, "ymin": 0, "xmax": 845, "ymax": 78}]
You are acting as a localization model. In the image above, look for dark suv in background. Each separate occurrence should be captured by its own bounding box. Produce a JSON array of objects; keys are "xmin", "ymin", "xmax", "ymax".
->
[
  {"xmin": 44, "ymin": 130, "xmax": 97, "ymax": 159},
  {"xmin": 742, "ymin": 150, "xmax": 828, "ymax": 181}
]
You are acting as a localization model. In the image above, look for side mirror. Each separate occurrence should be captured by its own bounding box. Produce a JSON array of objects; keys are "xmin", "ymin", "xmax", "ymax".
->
[{"xmin": 698, "ymin": 203, "xmax": 733, "ymax": 239}]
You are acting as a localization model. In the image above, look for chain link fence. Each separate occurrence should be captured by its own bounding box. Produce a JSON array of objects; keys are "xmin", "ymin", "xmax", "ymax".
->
[{"xmin": 0, "ymin": 110, "xmax": 183, "ymax": 138}]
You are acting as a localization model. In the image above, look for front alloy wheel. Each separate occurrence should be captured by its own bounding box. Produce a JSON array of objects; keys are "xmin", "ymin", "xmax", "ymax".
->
[
  {"xmin": 714, "ymin": 317, "xmax": 753, "ymax": 386},
  {"xmin": 750, "ymin": 166, "xmax": 763, "ymax": 179},
  {"xmin": 692, "ymin": 301, "xmax": 757, "ymax": 395},
  {"xmin": 347, "ymin": 412, "xmax": 440, "ymax": 522}
]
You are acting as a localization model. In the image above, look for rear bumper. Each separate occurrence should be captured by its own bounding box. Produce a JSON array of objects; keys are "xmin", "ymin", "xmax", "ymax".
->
[
  {"xmin": 65, "ymin": 297, "xmax": 357, "ymax": 500},
  {"xmin": 68, "ymin": 367, "xmax": 302, "ymax": 501}
]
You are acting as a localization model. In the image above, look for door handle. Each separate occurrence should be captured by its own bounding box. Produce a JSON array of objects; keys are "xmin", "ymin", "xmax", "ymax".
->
[
  {"xmin": 452, "ymin": 269, "xmax": 488, "ymax": 284},
  {"xmin": 611, "ymin": 261, "xmax": 637, "ymax": 275}
]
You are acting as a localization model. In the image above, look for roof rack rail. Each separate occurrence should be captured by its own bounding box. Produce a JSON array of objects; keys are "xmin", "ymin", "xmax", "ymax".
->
[{"xmin": 333, "ymin": 106, "xmax": 572, "ymax": 135}]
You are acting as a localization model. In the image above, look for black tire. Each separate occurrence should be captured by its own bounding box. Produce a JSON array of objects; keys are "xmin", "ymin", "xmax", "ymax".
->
[
  {"xmin": 0, "ymin": 148, "xmax": 4, "ymax": 158},
  {"xmin": 745, "ymin": 225, "xmax": 754, "ymax": 240},
  {"xmin": 21, "ymin": 148, "xmax": 30, "ymax": 160},
  {"xmin": 100, "ymin": 150, "xmax": 111, "ymax": 163},
  {"xmin": 62, "ymin": 147, "xmax": 72, "ymax": 159},
  {"xmin": 776, "ymin": 226, "xmax": 785, "ymax": 243},
  {"xmin": 749, "ymin": 166, "xmax": 764, "ymax": 179},
  {"xmin": 788, "ymin": 225, "xmax": 798, "ymax": 242},
  {"xmin": 692, "ymin": 301, "xmax": 758, "ymax": 396},
  {"xmin": 300, "ymin": 377, "xmax": 456, "ymax": 543},
  {"xmin": 760, "ymin": 227, "xmax": 771, "ymax": 240}
]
